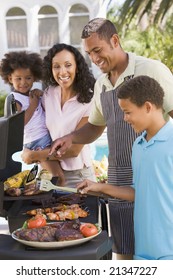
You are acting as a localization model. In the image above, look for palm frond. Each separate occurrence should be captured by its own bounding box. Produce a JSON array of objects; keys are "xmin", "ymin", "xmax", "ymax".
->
[
  {"xmin": 117, "ymin": 0, "xmax": 173, "ymax": 27},
  {"xmin": 154, "ymin": 0, "xmax": 173, "ymax": 23}
]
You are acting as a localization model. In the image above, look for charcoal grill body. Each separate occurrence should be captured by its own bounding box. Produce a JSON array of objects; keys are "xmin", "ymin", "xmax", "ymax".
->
[
  {"xmin": 0, "ymin": 111, "xmax": 24, "ymax": 217},
  {"xmin": 0, "ymin": 106, "xmax": 112, "ymax": 259},
  {"xmin": 0, "ymin": 104, "xmax": 99, "ymax": 232}
]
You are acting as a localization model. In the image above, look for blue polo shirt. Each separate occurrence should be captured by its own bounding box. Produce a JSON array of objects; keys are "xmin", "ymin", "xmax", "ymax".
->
[{"xmin": 132, "ymin": 120, "xmax": 173, "ymax": 260}]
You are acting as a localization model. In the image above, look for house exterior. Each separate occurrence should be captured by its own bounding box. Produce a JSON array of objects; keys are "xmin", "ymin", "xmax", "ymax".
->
[{"xmin": 0, "ymin": 0, "xmax": 110, "ymax": 92}]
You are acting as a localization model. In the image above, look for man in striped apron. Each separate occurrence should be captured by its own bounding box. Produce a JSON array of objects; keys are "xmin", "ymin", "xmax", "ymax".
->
[
  {"xmin": 100, "ymin": 82, "xmax": 138, "ymax": 257},
  {"xmin": 49, "ymin": 18, "xmax": 173, "ymax": 259}
]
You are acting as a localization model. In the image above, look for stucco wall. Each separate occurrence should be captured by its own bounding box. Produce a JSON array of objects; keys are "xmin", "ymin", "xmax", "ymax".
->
[{"xmin": 0, "ymin": 0, "xmax": 109, "ymax": 92}]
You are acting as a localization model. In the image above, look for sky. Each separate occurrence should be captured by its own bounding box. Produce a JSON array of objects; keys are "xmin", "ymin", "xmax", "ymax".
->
[{"xmin": 108, "ymin": 0, "xmax": 125, "ymax": 7}]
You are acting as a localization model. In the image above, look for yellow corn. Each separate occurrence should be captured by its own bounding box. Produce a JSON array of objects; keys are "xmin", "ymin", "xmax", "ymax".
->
[{"xmin": 4, "ymin": 170, "xmax": 30, "ymax": 190}]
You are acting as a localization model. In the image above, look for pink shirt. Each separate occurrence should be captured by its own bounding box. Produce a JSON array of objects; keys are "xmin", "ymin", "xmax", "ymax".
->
[{"xmin": 42, "ymin": 86, "xmax": 93, "ymax": 170}]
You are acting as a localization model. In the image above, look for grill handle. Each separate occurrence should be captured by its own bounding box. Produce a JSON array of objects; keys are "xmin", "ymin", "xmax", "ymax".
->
[{"xmin": 4, "ymin": 94, "xmax": 18, "ymax": 117}]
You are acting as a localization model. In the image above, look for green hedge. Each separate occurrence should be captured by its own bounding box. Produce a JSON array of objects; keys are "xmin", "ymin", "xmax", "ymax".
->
[{"xmin": 0, "ymin": 93, "xmax": 7, "ymax": 117}]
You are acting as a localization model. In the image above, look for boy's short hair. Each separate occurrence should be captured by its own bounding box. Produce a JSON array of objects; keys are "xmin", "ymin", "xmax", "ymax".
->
[
  {"xmin": 117, "ymin": 75, "xmax": 164, "ymax": 108},
  {"xmin": 81, "ymin": 18, "xmax": 118, "ymax": 42}
]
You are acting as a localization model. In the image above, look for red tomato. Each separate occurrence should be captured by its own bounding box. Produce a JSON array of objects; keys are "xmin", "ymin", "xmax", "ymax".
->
[
  {"xmin": 80, "ymin": 223, "xmax": 98, "ymax": 237},
  {"xmin": 27, "ymin": 214, "xmax": 47, "ymax": 229}
]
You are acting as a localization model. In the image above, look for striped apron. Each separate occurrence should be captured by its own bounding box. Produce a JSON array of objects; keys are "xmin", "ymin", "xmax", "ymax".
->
[{"xmin": 100, "ymin": 80, "xmax": 138, "ymax": 254}]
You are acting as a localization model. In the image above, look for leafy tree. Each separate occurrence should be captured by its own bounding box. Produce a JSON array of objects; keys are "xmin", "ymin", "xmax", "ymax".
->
[
  {"xmin": 121, "ymin": 23, "xmax": 173, "ymax": 72},
  {"xmin": 107, "ymin": 3, "xmax": 173, "ymax": 72},
  {"xmin": 0, "ymin": 93, "xmax": 7, "ymax": 117},
  {"xmin": 117, "ymin": 0, "xmax": 173, "ymax": 27}
]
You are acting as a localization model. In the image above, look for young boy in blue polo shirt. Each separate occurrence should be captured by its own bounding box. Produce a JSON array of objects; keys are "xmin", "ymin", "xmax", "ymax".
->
[{"xmin": 77, "ymin": 75, "xmax": 173, "ymax": 260}]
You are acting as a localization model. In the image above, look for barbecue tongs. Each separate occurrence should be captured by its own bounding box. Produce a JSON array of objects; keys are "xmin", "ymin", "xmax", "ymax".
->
[
  {"xmin": 36, "ymin": 179, "xmax": 111, "ymax": 198},
  {"xmin": 26, "ymin": 165, "xmax": 111, "ymax": 198}
]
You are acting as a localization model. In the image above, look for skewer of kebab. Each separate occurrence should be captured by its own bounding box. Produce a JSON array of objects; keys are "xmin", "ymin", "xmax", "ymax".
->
[{"xmin": 24, "ymin": 204, "xmax": 89, "ymax": 221}]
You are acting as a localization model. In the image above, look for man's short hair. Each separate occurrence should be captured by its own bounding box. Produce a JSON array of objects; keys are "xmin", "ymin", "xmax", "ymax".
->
[{"xmin": 81, "ymin": 18, "xmax": 118, "ymax": 42}]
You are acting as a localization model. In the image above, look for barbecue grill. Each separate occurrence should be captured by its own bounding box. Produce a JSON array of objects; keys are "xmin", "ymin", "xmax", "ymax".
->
[{"xmin": 0, "ymin": 95, "xmax": 112, "ymax": 259}]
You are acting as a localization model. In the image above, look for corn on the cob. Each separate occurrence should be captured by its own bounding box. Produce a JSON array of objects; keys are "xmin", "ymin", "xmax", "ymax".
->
[{"xmin": 4, "ymin": 170, "xmax": 30, "ymax": 190}]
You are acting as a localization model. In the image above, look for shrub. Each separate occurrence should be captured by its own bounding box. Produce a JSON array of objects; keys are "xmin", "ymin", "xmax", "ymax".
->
[{"xmin": 0, "ymin": 92, "xmax": 7, "ymax": 117}]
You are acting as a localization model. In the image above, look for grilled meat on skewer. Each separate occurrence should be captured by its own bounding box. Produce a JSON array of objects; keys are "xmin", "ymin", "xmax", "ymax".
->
[{"xmin": 25, "ymin": 203, "xmax": 89, "ymax": 221}]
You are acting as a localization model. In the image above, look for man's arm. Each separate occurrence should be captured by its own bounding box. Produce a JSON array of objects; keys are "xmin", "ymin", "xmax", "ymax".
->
[{"xmin": 49, "ymin": 122, "xmax": 106, "ymax": 156}]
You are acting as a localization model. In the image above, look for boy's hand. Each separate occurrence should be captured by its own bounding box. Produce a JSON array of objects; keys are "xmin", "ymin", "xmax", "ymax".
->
[{"xmin": 77, "ymin": 179, "xmax": 103, "ymax": 194}]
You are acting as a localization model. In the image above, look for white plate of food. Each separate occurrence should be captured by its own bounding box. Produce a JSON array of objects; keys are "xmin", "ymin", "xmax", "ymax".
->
[{"xmin": 11, "ymin": 222, "xmax": 102, "ymax": 249}]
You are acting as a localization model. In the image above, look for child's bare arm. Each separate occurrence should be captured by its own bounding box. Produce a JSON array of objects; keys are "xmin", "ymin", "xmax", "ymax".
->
[
  {"xmin": 24, "ymin": 90, "xmax": 42, "ymax": 124},
  {"xmin": 21, "ymin": 148, "xmax": 50, "ymax": 164},
  {"xmin": 21, "ymin": 148, "xmax": 65, "ymax": 186},
  {"xmin": 24, "ymin": 89, "xmax": 43, "ymax": 124},
  {"xmin": 77, "ymin": 179, "xmax": 135, "ymax": 201}
]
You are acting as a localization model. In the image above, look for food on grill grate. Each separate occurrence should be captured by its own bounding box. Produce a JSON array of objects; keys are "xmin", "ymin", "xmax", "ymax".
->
[
  {"xmin": 47, "ymin": 210, "xmax": 79, "ymax": 221},
  {"xmin": 25, "ymin": 203, "xmax": 89, "ymax": 221},
  {"xmin": 4, "ymin": 168, "xmax": 53, "ymax": 196},
  {"xmin": 31, "ymin": 193, "xmax": 86, "ymax": 207},
  {"xmin": 5, "ymin": 187, "xmax": 22, "ymax": 197},
  {"xmin": 23, "ymin": 183, "xmax": 43, "ymax": 196},
  {"xmin": 4, "ymin": 170, "xmax": 30, "ymax": 190},
  {"xmin": 55, "ymin": 193, "xmax": 85, "ymax": 203},
  {"xmin": 5, "ymin": 183, "xmax": 43, "ymax": 197}
]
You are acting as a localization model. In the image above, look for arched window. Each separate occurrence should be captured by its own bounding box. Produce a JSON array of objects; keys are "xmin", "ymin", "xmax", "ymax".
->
[
  {"xmin": 69, "ymin": 4, "xmax": 90, "ymax": 65},
  {"xmin": 6, "ymin": 7, "xmax": 27, "ymax": 50},
  {"xmin": 38, "ymin": 6, "xmax": 59, "ymax": 58},
  {"xmin": 69, "ymin": 4, "xmax": 89, "ymax": 47}
]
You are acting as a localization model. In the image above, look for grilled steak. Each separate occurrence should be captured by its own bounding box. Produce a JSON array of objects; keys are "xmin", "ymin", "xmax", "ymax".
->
[
  {"xmin": 54, "ymin": 220, "xmax": 83, "ymax": 241},
  {"xmin": 55, "ymin": 229, "xmax": 83, "ymax": 241},
  {"xmin": 14, "ymin": 219, "xmax": 83, "ymax": 242},
  {"xmin": 15, "ymin": 226, "xmax": 57, "ymax": 241},
  {"xmin": 56, "ymin": 219, "xmax": 80, "ymax": 230}
]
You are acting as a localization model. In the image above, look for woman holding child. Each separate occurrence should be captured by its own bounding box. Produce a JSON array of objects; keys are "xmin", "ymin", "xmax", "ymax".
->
[{"xmin": 22, "ymin": 43, "xmax": 96, "ymax": 187}]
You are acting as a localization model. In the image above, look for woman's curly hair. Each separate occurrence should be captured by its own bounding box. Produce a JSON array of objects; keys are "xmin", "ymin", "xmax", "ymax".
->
[
  {"xmin": 43, "ymin": 43, "xmax": 96, "ymax": 103},
  {"xmin": 0, "ymin": 51, "xmax": 43, "ymax": 84}
]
